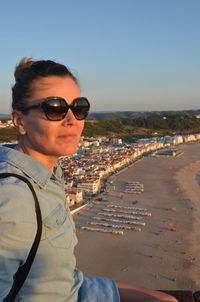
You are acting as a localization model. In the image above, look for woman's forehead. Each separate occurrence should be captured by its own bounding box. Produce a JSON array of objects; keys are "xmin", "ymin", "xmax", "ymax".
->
[
  {"xmin": 30, "ymin": 76, "xmax": 80, "ymax": 100},
  {"xmin": 31, "ymin": 75, "xmax": 76, "ymax": 89}
]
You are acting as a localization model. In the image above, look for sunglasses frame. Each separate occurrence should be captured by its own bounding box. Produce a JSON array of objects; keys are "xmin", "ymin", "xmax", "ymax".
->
[{"xmin": 19, "ymin": 96, "xmax": 90, "ymax": 121}]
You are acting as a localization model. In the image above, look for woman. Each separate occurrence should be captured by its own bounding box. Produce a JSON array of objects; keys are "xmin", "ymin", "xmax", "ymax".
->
[{"xmin": 0, "ymin": 58, "xmax": 177, "ymax": 301}]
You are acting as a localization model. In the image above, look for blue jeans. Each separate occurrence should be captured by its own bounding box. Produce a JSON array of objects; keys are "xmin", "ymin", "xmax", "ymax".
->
[{"xmin": 78, "ymin": 275, "xmax": 120, "ymax": 302}]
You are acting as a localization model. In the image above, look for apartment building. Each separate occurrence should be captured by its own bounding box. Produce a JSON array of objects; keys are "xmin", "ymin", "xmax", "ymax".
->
[
  {"xmin": 77, "ymin": 179, "xmax": 100, "ymax": 195},
  {"xmin": 67, "ymin": 190, "xmax": 83, "ymax": 205}
]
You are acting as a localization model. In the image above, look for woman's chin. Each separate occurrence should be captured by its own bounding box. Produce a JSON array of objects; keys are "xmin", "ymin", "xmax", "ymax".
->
[{"xmin": 57, "ymin": 146, "xmax": 78, "ymax": 157}]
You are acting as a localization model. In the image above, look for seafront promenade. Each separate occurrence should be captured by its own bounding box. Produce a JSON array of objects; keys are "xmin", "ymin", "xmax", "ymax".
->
[{"xmin": 74, "ymin": 142, "xmax": 200, "ymax": 291}]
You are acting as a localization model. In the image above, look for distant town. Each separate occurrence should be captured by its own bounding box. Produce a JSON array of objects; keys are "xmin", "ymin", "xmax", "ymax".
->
[
  {"xmin": 0, "ymin": 120, "xmax": 13, "ymax": 128},
  {"xmin": 59, "ymin": 133, "xmax": 200, "ymax": 208}
]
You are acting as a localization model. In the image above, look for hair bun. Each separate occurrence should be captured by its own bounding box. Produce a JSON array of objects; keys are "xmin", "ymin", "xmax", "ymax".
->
[{"xmin": 14, "ymin": 57, "xmax": 35, "ymax": 81}]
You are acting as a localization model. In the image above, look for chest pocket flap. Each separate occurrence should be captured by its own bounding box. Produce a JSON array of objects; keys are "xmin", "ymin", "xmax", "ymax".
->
[{"xmin": 43, "ymin": 204, "xmax": 73, "ymax": 249}]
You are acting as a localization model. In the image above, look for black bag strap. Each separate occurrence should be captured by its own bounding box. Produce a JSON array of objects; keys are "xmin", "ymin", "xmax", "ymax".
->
[{"xmin": 0, "ymin": 173, "xmax": 42, "ymax": 302}]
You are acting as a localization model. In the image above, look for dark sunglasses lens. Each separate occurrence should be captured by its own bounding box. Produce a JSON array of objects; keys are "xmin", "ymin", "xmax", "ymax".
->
[
  {"xmin": 42, "ymin": 99, "xmax": 68, "ymax": 121},
  {"xmin": 72, "ymin": 98, "xmax": 90, "ymax": 120}
]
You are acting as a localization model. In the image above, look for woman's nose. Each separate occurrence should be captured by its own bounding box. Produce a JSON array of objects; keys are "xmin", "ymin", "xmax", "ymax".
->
[{"xmin": 63, "ymin": 108, "xmax": 76, "ymax": 125}]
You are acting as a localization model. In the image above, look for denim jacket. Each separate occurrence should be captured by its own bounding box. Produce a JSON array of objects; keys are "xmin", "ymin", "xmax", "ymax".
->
[{"xmin": 0, "ymin": 145, "xmax": 83, "ymax": 302}]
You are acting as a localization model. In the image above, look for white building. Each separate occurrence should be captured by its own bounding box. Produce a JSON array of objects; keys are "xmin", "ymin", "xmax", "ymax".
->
[
  {"xmin": 195, "ymin": 133, "xmax": 200, "ymax": 140},
  {"xmin": 77, "ymin": 179, "xmax": 100, "ymax": 194},
  {"xmin": 67, "ymin": 190, "xmax": 83, "ymax": 205},
  {"xmin": 183, "ymin": 134, "xmax": 196, "ymax": 143}
]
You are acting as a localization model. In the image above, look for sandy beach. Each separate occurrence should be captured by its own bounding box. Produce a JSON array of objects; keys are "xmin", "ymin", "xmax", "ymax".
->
[{"xmin": 74, "ymin": 142, "xmax": 200, "ymax": 291}]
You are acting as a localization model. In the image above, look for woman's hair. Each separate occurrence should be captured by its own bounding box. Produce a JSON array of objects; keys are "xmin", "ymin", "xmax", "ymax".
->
[{"xmin": 12, "ymin": 58, "xmax": 78, "ymax": 110}]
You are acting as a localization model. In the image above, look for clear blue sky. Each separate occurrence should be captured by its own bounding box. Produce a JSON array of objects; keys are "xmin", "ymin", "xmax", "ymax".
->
[{"xmin": 0, "ymin": 0, "xmax": 199, "ymax": 113}]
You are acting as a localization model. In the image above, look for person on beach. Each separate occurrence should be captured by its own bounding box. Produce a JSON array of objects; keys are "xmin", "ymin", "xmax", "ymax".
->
[{"xmin": 0, "ymin": 58, "xmax": 178, "ymax": 302}]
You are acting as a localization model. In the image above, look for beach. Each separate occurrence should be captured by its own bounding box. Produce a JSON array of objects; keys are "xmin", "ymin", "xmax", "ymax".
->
[{"xmin": 74, "ymin": 142, "xmax": 200, "ymax": 291}]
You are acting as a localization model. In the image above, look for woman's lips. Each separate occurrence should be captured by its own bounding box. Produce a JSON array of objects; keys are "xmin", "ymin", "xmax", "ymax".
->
[{"xmin": 58, "ymin": 134, "xmax": 77, "ymax": 139}]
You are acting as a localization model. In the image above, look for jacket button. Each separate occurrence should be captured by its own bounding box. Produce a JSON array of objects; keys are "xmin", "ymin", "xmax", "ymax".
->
[{"xmin": 56, "ymin": 218, "xmax": 61, "ymax": 225}]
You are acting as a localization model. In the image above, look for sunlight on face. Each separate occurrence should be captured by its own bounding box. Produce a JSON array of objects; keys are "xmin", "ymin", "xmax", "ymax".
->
[{"xmin": 21, "ymin": 76, "xmax": 85, "ymax": 161}]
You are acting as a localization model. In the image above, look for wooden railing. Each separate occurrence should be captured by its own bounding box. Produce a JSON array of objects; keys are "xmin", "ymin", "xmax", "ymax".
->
[{"xmin": 160, "ymin": 290, "xmax": 200, "ymax": 302}]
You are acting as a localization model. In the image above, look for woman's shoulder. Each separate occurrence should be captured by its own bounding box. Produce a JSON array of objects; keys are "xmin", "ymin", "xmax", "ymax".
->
[
  {"xmin": 0, "ymin": 160, "xmax": 31, "ymax": 187},
  {"xmin": 0, "ymin": 162, "xmax": 37, "ymax": 223}
]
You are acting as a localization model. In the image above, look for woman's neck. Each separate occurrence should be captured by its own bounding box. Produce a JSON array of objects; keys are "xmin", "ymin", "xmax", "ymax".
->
[{"xmin": 15, "ymin": 144, "xmax": 57, "ymax": 171}]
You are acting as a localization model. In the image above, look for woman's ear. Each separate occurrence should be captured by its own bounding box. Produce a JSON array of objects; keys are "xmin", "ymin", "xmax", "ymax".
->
[{"xmin": 11, "ymin": 111, "xmax": 27, "ymax": 135}]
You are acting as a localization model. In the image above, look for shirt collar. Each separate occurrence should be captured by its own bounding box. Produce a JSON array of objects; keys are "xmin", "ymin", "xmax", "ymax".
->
[{"xmin": 0, "ymin": 144, "xmax": 63, "ymax": 188}]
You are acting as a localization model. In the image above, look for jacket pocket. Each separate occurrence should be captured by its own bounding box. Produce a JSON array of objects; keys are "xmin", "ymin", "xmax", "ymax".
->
[{"xmin": 43, "ymin": 204, "xmax": 73, "ymax": 249}]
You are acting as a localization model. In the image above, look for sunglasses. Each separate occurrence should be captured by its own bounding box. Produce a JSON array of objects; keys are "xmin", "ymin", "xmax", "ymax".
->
[{"xmin": 19, "ymin": 97, "xmax": 90, "ymax": 121}]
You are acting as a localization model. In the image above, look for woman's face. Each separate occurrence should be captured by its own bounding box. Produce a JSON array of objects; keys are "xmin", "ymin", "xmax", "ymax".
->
[{"xmin": 19, "ymin": 76, "xmax": 84, "ymax": 160}]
